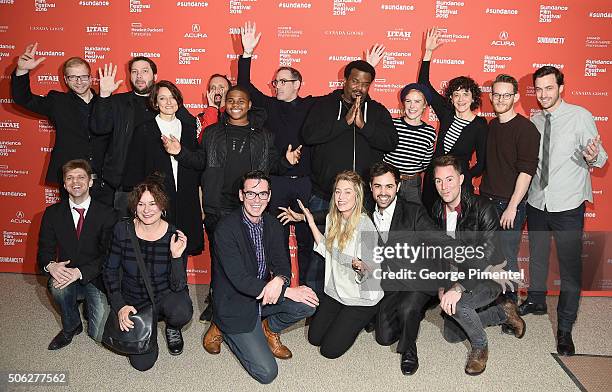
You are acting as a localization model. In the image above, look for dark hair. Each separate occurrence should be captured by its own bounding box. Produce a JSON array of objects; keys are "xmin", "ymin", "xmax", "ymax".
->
[
  {"xmin": 128, "ymin": 56, "xmax": 158, "ymax": 75},
  {"xmin": 276, "ymin": 66, "xmax": 303, "ymax": 83},
  {"xmin": 431, "ymin": 155, "xmax": 463, "ymax": 175},
  {"xmin": 62, "ymin": 159, "xmax": 92, "ymax": 180},
  {"xmin": 208, "ymin": 73, "xmax": 231, "ymax": 89},
  {"xmin": 344, "ymin": 60, "xmax": 376, "ymax": 80},
  {"xmin": 240, "ymin": 170, "xmax": 271, "ymax": 191},
  {"xmin": 128, "ymin": 173, "xmax": 169, "ymax": 216},
  {"xmin": 148, "ymin": 80, "xmax": 183, "ymax": 111},
  {"xmin": 444, "ymin": 76, "xmax": 482, "ymax": 111},
  {"xmin": 533, "ymin": 66, "xmax": 564, "ymax": 86},
  {"xmin": 370, "ymin": 162, "xmax": 400, "ymax": 184},
  {"xmin": 226, "ymin": 85, "xmax": 251, "ymax": 101},
  {"xmin": 492, "ymin": 74, "xmax": 518, "ymax": 94},
  {"xmin": 63, "ymin": 57, "xmax": 90, "ymax": 75}
]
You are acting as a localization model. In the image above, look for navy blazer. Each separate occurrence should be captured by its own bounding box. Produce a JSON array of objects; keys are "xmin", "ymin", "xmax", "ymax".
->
[
  {"xmin": 37, "ymin": 199, "xmax": 118, "ymax": 291},
  {"xmin": 211, "ymin": 209, "xmax": 291, "ymax": 334}
]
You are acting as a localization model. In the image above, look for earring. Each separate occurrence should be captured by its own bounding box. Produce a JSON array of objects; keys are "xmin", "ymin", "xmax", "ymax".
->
[{"xmin": 162, "ymin": 210, "xmax": 167, "ymax": 218}]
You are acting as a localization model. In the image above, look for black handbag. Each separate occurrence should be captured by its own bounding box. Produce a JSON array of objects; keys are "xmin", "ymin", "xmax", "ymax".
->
[{"xmin": 102, "ymin": 221, "xmax": 158, "ymax": 355}]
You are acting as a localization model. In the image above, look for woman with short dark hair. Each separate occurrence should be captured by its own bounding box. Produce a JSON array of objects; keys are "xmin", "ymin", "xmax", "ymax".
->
[
  {"xmin": 103, "ymin": 177, "xmax": 193, "ymax": 371},
  {"xmin": 124, "ymin": 80, "xmax": 203, "ymax": 256},
  {"xmin": 418, "ymin": 27, "xmax": 488, "ymax": 214}
]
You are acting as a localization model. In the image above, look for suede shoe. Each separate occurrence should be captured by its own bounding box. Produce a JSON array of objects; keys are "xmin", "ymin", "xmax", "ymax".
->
[
  {"xmin": 262, "ymin": 319, "xmax": 292, "ymax": 359},
  {"xmin": 465, "ymin": 346, "xmax": 488, "ymax": 376},
  {"xmin": 203, "ymin": 322, "xmax": 223, "ymax": 354},
  {"xmin": 501, "ymin": 299, "xmax": 526, "ymax": 338},
  {"xmin": 518, "ymin": 301, "xmax": 547, "ymax": 316},
  {"xmin": 165, "ymin": 326, "xmax": 184, "ymax": 356},
  {"xmin": 400, "ymin": 351, "xmax": 419, "ymax": 375},
  {"xmin": 48, "ymin": 323, "xmax": 83, "ymax": 350},
  {"xmin": 557, "ymin": 330, "xmax": 576, "ymax": 356}
]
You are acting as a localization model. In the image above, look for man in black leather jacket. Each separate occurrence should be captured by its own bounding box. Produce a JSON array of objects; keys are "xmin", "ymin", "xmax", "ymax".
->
[{"xmin": 431, "ymin": 155, "xmax": 525, "ymax": 376}]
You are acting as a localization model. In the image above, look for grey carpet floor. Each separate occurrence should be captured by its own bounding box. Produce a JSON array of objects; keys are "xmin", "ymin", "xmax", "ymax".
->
[{"xmin": 1, "ymin": 273, "xmax": 611, "ymax": 392}]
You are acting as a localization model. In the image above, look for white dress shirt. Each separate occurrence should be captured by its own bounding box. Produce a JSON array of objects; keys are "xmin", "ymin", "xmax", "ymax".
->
[
  {"xmin": 155, "ymin": 115, "xmax": 182, "ymax": 190},
  {"xmin": 372, "ymin": 197, "xmax": 397, "ymax": 243},
  {"xmin": 69, "ymin": 196, "xmax": 91, "ymax": 228}
]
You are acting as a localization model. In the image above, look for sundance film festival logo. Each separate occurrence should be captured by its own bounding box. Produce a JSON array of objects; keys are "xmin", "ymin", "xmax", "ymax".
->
[
  {"xmin": 0, "ymin": 43, "xmax": 14, "ymax": 61},
  {"xmin": 387, "ymin": 29, "xmax": 412, "ymax": 41},
  {"xmin": 491, "ymin": 31, "xmax": 515, "ymax": 47},
  {"xmin": 334, "ymin": 0, "xmax": 361, "ymax": 16},
  {"xmin": 36, "ymin": 49, "xmax": 65, "ymax": 57},
  {"xmin": 532, "ymin": 62, "xmax": 564, "ymax": 70},
  {"xmin": 432, "ymin": 58, "xmax": 464, "ymax": 65},
  {"xmin": 131, "ymin": 22, "xmax": 164, "ymax": 37},
  {"xmin": 11, "ymin": 211, "xmax": 31, "ymax": 225},
  {"xmin": 383, "ymin": 51, "xmax": 412, "ymax": 69},
  {"xmin": 79, "ymin": 0, "xmax": 110, "ymax": 6},
  {"xmin": 585, "ymin": 59, "xmax": 610, "ymax": 77},
  {"xmin": 185, "ymin": 24, "xmax": 208, "ymax": 39},
  {"xmin": 84, "ymin": 46, "xmax": 110, "ymax": 64},
  {"xmin": 229, "ymin": 0, "xmax": 254, "ymax": 14},
  {"xmin": 381, "ymin": 4, "xmax": 415, "ymax": 12},
  {"xmin": 45, "ymin": 187, "xmax": 60, "ymax": 204},
  {"xmin": 539, "ymin": 4, "xmax": 568, "ymax": 23},
  {"xmin": 130, "ymin": 0, "xmax": 151, "ymax": 13},
  {"xmin": 178, "ymin": 47, "xmax": 206, "ymax": 65},
  {"xmin": 483, "ymin": 55, "xmax": 512, "ymax": 73},
  {"xmin": 435, "ymin": 0, "xmax": 463, "ymax": 19},
  {"xmin": 280, "ymin": 49, "xmax": 307, "ymax": 66},
  {"xmin": 3, "ymin": 230, "xmax": 27, "ymax": 246},
  {"xmin": 131, "ymin": 51, "xmax": 160, "ymax": 58},
  {"xmin": 177, "ymin": 1, "xmax": 208, "ymax": 6},
  {"xmin": 35, "ymin": 0, "xmax": 56, "ymax": 12},
  {"xmin": 328, "ymin": 55, "xmax": 361, "ymax": 62},
  {"xmin": 86, "ymin": 24, "xmax": 109, "ymax": 36}
]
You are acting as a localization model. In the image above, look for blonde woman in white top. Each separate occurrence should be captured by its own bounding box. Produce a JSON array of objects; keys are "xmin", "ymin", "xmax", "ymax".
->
[{"xmin": 280, "ymin": 170, "xmax": 382, "ymax": 358}]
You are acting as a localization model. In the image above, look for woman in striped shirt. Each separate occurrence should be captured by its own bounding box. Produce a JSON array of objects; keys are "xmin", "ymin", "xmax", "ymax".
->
[
  {"xmin": 383, "ymin": 83, "xmax": 437, "ymax": 204},
  {"xmin": 418, "ymin": 27, "xmax": 488, "ymax": 215}
]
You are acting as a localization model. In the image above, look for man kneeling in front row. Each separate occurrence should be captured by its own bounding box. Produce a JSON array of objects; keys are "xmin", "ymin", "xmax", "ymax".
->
[{"xmin": 203, "ymin": 170, "xmax": 317, "ymax": 384}]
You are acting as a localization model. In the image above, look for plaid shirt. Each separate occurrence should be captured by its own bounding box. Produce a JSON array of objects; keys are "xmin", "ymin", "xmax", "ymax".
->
[{"xmin": 242, "ymin": 209, "xmax": 267, "ymax": 280}]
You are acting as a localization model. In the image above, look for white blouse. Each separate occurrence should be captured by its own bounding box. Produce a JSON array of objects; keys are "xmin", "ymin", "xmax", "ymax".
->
[{"xmin": 155, "ymin": 115, "xmax": 182, "ymax": 190}]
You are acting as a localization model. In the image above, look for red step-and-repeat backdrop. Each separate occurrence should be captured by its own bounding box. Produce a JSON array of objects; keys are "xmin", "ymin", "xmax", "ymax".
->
[{"xmin": 0, "ymin": 1, "xmax": 611, "ymax": 291}]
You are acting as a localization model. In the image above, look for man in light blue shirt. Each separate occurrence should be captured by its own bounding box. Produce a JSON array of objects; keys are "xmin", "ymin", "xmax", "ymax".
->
[{"xmin": 521, "ymin": 66, "xmax": 607, "ymax": 357}]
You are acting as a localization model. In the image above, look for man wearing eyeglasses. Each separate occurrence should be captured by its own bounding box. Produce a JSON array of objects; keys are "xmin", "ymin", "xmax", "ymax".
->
[
  {"xmin": 11, "ymin": 43, "xmax": 110, "ymax": 204},
  {"xmin": 479, "ymin": 74, "xmax": 540, "ymax": 308},
  {"xmin": 208, "ymin": 170, "xmax": 317, "ymax": 384},
  {"xmin": 238, "ymin": 22, "xmax": 318, "ymax": 292}
]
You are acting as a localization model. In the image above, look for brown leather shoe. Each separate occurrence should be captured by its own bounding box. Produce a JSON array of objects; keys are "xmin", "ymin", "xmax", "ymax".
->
[
  {"xmin": 465, "ymin": 346, "xmax": 488, "ymax": 376},
  {"xmin": 501, "ymin": 299, "xmax": 526, "ymax": 339},
  {"xmin": 203, "ymin": 322, "xmax": 223, "ymax": 355},
  {"xmin": 262, "ymin": 318, "xmax": 292, "ymax": 359}
]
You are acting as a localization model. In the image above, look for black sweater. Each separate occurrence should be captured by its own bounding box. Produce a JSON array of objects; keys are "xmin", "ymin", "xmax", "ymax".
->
[
  {"xmin": 238, "ymin": 56, "xmax": 316, "ymax": 177},
  {"xmin": 301, "ymin": 89, "xmax": 398, "ymax": 200}
]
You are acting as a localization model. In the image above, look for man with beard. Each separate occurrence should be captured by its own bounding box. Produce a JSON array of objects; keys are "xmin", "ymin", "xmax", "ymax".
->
[
  {"xmin": 92, "ymin": 57, "xmax": 194, "ymax": 216},
  {"xmin": 301, "ymin": 61, "xmax": 397, "ymax": 216},
  {"xmin": 479, "ymin": 74, "xmax": 540, "ymax": 308},
  {"xmin": 521, "ymin": 66, "xmax": 607, "ymax": 356},
  {"xmin": 11, "ymin": 43, "xmax": 110, "ymax": 204}
]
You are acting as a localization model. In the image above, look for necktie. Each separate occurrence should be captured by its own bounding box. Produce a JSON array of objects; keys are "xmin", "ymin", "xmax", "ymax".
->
[
  {"xmin": 74, "ymin": 207, "xmax": 85, "ymax": 239},
  {"xmin": 540, "ymin": 113, "xmax": 551, "ymax": 189}
]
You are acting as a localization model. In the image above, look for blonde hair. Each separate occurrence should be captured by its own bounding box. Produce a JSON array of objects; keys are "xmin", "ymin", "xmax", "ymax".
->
[{"xmin": 326, "ymin": 171, "xmax": 365, "ymax": 252}]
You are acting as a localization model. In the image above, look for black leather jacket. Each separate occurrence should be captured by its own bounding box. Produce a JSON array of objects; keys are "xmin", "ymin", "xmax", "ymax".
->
[
  {"xmin": 175, "ymin": 107, "xmax": 290, "ymax": 213},
  {"xmin": 432, "ymin": 191, "xmax": 505, "ymax": 290}
]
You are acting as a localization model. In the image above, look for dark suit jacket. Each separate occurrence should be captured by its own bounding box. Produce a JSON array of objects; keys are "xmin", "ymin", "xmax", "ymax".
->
[
  {"xmin": 37, "ymin": 199, "xmax": 118, "ymax": 291},
  {"xmin": 212, "ymin": 209, "xmax": 291, "ymax": 334},
  {"xmin": 379, "ymin": 198, "xmax": 456, "ymax": 293}
]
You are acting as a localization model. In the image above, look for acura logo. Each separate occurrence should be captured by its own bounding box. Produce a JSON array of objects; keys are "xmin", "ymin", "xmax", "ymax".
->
[
  {"xmin": 16, "ymin": 211, "xmax": 24, "ymax": 219},
  {"xmin": 440, "ymin": 81, "xmax": 449, "ymax": 89},
  {"xmin": 192, "ymin": 24, "xmax": 200, "ymax": 33},
  {"xmin": 499, "ymin": 31, "xmax": 509, "ymax": 40}
]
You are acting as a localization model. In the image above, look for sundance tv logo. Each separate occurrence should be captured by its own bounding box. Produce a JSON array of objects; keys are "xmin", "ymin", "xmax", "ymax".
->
[{"xmin": 491, "ymin": 31, "xmax": 515, "ymax": 46}]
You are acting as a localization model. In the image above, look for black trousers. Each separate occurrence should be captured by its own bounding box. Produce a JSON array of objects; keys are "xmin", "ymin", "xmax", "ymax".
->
[
  {"xmin": 269, "ymin": 176, "xmax": 314, "ymax": 286},
  {"xmin": 128, "ymin": 289, "xmax": 193, "ymax": 372},
  {"xmin": 526, "ymin": 202, "xmax": 584, "ymax": 332},
  {"xmin": 374, "ymin": 291, "xmax": 436, "ymax": 354},
  {"xmin": 307, "ymin": 293, "xmax": 379, "ymax": 359}
]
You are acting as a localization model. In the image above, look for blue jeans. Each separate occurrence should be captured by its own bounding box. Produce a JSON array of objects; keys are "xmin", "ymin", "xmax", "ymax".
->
[
  {"xmin": 47, "ymin": 278, "xmax": 109, "ymax": 342},
  {"xmin": 443, "ymin": 281, "xmax": 506, "ymax": 349},
  {"xmin": 489, "ymin": 198, "xmax": 527, "ymax": 302},
  {"xmin": 222, "ymin": 299, "xmax": 315, "ymax": 384}
]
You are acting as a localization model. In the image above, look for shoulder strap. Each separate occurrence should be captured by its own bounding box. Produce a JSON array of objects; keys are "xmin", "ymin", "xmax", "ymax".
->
[{"xmin": 126, "ymin": 220, "xmax": 157, "ymax": 308}]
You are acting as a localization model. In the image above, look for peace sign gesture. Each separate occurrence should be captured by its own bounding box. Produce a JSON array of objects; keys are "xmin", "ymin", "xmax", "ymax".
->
[{"xmin": 16, "ymin": 43, "xmax": 46, "ymax": 76}]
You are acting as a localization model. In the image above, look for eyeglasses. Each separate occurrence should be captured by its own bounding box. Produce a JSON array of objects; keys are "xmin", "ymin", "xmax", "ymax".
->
[
  {"xmin": 65, "ymin": 75, "xmax": 91, "ymax": 82},
  {"xmin": 243, "ymin": 191, "xmax": 270, "ymax": 200},
  {"xmin": 271, "ymin": 79, "xmax": 298, "ymax": 87},
  {"xmin": 492, "ymin": 92, "xmax": 515, "ymax": 101}
]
